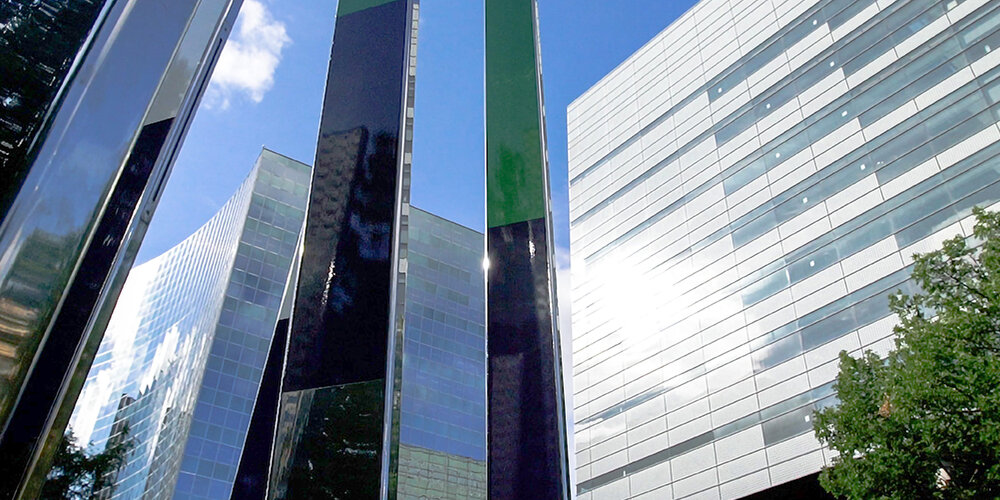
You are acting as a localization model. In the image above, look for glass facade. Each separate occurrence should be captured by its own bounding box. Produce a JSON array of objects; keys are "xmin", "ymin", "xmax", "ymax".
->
[
  {"xmin": 567, "ymin": 0, "xmax": 1000, "ymax": 498},
  {"xmin": 0, "ymin": 1, "xmax": 244, "ymax": 494},
  {"xmin": 67, "ymin": 149, "xmax": 309, "ymax": 500},
  {"xmin": 485, "ymin": 0, "xmax": 571, "ymax": 498},
  {"xmin": 397, "ymin": 207, "xmax": 486, "ymax": 499},
  {"xmin": 267, "ymin": 0, "xmax": 418, "ymax": 497}
]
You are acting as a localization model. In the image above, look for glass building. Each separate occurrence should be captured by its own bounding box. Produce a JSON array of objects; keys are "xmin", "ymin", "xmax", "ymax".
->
[
  {"xmin": 0, "ymin": 1, "xmax": 244, "ymax": 493},
  {"xmin": 567, "ymin": 0, "xmax": 1000, "ymax": 498},
  {"xmin": 67, "ymin": 149, "xmax": 309, "ymax": 500},
  {"xmin": 396, "ymin": 207, "xmax": 486, "ymax": 499}
]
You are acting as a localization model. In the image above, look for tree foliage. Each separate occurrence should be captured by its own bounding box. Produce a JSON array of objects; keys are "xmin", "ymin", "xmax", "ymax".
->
[
  {"xmin": 814, "ymin": 208, "xmax": 1000, "ymax": 499},
  {"xmin": 41, "ymin": 429, "xmax": 131, "ymax": 500}
]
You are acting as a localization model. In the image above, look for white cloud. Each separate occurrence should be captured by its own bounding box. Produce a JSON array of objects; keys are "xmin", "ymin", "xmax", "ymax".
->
[{"xmin": 206, "ymin": 0, "xmax": 291, "ymax": 109}]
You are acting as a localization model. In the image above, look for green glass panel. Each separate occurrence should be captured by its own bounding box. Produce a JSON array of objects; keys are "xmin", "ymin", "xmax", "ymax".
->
[
  {"xmin": 485, "ymin": 0, "xmax": 546, "ymax": 228},
  {"xmin": 337, "ymin": 0, "xmax": 397, "ymax": 16}
]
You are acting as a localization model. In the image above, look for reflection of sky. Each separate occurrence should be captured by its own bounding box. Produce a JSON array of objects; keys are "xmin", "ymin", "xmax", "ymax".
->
[
  {"xmin": 67, "ymin": 168, "xmax": 255, "ymax": 489},
  {"xmin": 399, "ymin": 207, "xmax": 486, "ymax": 461}
]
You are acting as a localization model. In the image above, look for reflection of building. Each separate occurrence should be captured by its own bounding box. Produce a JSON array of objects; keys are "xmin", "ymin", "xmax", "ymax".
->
[
  {"xmin": 397, "ymin": 208, "xmax": 486, "ymax": 499},
  {"xmin": 0, "ymin": 0, "xmax": 245, "ymax": 493},
  {"xmin": 68, "ymin": 149, "xmax": 309, "ymax": 500},
  {"xmin": 267, "ymin": 0, "xmax": 419, "ymax": 497},
  {"xmin": 484, "ymin": 0, "xmax": 571, "ymax": 497},
  {"xmin": 234, "ymin": 206, "xmax": 487, "ymax": 500},
  {"xmin": 568, "ymin": 0, "xmax": 1000, "ymax": 498}
]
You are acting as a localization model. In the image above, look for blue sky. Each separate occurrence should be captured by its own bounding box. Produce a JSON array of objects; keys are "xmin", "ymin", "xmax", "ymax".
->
[{"xmin": 137, "ymin": 0, "xmax": 697, "ymax": 264}]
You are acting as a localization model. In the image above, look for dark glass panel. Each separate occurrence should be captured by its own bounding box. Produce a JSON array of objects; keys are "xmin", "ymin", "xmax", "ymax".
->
[
  {"xmin": 231, "ymin": 318, "xmax": 289, "ymax": 500},
  {"xmin": 487, "ymin": 218, "xmax": 565, "ymax": 500},
  {"xmin": 283, "ymin": 0, "xmax": 408, "ymax": 391}
]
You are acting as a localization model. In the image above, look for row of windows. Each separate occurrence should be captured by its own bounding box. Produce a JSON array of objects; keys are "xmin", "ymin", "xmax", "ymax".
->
[{"xmin": 574, "ymin": 0, "xmax": 995, "ymax": 258}]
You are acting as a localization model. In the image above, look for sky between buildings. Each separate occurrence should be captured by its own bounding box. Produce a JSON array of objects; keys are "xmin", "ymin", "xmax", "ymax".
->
[{"xmin": 138, "ymin": 0, "xmax": 698, "ymax": 265}]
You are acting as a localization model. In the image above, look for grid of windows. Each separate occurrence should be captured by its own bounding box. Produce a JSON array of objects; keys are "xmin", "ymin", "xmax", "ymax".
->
[
  {"xmin": 397, "ymin": 207, "xmax": 486, "ymax": 499},
  {"xmin": 67, "ymin": 149, "xmax": 309, "ymax": 500},
  {"xmin": 568, "ymin": 0, "xmax": 1000, "ymax": 498}
]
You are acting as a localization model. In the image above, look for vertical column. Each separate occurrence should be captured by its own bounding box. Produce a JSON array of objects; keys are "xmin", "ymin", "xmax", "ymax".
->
[
  {"xmin": 266, "ymin": 0, "xmax": 416, "ymax": 498},
  {"xmin": 485, "ymin": 1, "xmax": 571, "ymax": 498}
]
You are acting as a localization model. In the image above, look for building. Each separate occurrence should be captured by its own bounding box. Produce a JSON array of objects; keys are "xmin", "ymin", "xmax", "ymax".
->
[
  {"xmin": 0, "ymin": 1, "xmax": 245, "ymax": 493},
  {"xmin": 567, "ymin": 0, "xmax": 1000, "ymax": 498},
  {"xmin": 484, "ymin": 0, "xmax": 572, "ymax": 497},
  {"xmin": 266, "ymin": 0, "xmax": 419, "ymax": 497},
  {"xmin": 396, "ymin": 207, "xmax": 487, "ymax": 499},
  {"xmin": 67, "ymin": 149, "xmax": 309, "ymax": 500}
]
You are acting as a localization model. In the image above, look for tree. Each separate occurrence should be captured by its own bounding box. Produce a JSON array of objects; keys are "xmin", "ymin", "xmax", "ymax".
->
[
  {"xmin": 41, "ymin": 428, "xmax": 131, "ymax": 500},
  {"xmin": 814, "ymin": 207, "xmax": 1000, "ymax": 499}
]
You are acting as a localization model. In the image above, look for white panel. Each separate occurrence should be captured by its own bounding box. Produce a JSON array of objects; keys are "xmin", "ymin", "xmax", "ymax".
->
[
  {"xmin": 672, "ymin": 443, "xmax": 718, "ymax": 481},
  {"xmin": 846, "ymin": 48, "xmax": 898, "ymax": 88},
  {"xmin": 766, "ymin": 431, "xmax": 822, "ymax": 465},
  {"xmin": 839, "ymin": 236, "xmax": 898, "ymax": 275},
  {"xmin": 916, "ymin": 67, "xmax": 976, "ymax": 111},
  {"xmin": 795, "ymin": 279, "xmax": 848, "ymax": 317},
  {"xmin": 831, "ymin": 2, "xmax": 878, "ymax": 40},
  {"xmin": 668, "ymin": 414, "xmax": 713, "ymax": 445},
  {"xmin": 938, "ymin": 124, "xmax": 1000, "ymax": 170},
  {"xmin": 768, "ymin": 147, "xmax": 817, "ymax": 196},
  {"xmin": 672, "ymin": 468, "xmax": 719, "ymax": 499},
  {"xmin": 628, "ymin": 430, "xmax": 670, "ymax": 463},
  {"xmin": 829, "ymin": 188, "xmax": 883, "ymax": 228},
  {"xmin": 807, "ymin": 357, "xmax": 842, "ymax": 388},
  {"xmin": 707, "ymin": 356, "xmax": 753, "ymax": 393},
  {"xmin": 669, "ymin": 398, "xmax": 712, "ymax": 430},
  {"xmin": 718, "ymin": 450, "xmax": 767, "ymax": 483},
  {"xmin": 782, "ymin": 216, "xmax": 833, "ymax": 256},
  {"xmin": 865, "ymin": 100, "xmax": 918, "ymax": 140},
  {"xmin": 720, "ymin": 469, "xmax": 771, "ymax": 499},
  {"xmin": 857, "ymin": 314, "xmax": 898, "ymax": 347},
  {"xmin": 757, "ymin": 373, "xmax": 810, "ymax": 408},
  {"xmin": 814, "ymin": 129, "xmax": 865, "ymax": 170},
  {"xmin": 972, "ymin": 41, "xmax": 1000, "ymax": 77},
  {"xmin": 591, "ymin": 449, "xmax": 628, "ymax": 477},
  {"xmin": 632, "ymin": 485, "xmax": 672, "ymax": 500},
  {"xmin": 768, "ymin": 449, "xmax": 825, "ymax": 485},
  {"xmin": 845, "ymin": 252, "xmax": 904, "ymax": 293},
  {"xmin": 790, "ymin": 262, "xmax": 844, "ymax": 302},
  {"xmin": 715, "ymin": 425, "xmax": 766, "ymax": 464},
  {"xmin": 896, "ymin": 14, "xmax": 951, "ymax": 58},
  {"xmin": 629, "ymin": 459, "xmax": 672, "ymax": 496},
  {"xmin": 756, "ymin": 355, "xmax": 807, "ymax": 390},
  {"xmin": 712, "ymin": 394, "xmax": 760, "ymax": 427},
  {"xmin": 709, "ymin": 378, "xmax": 757, "ymax": 411},
  {"xmin": 591, "ymin": 476, "xmax": 630, "ymax": 500},
  {"xmin": 778, "ymin": 203, "xmax": 827, "ymax": 242},
  {"xmin": 900, "ymin": 221, "xmax": 965, "ymax": 265},
  {"xmin": 804, "ymin": 330, "xmax": 860, "ymax": 369},
  {"xmin": 628, "ymin": 416, "xmax": 668, "ymax": 450}
]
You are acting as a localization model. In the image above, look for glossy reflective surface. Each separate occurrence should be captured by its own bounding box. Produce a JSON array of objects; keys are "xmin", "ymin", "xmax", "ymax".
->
[
  {"xmin": 0, "ymin": 0, "xmax": 243, "ymax": 493},
  {"xmin": 0, "ymin": 117, "xmax": 172, "ymax": 497},
  {"xmin": 487, "ymin": 219, "xmax": 567, "ymax": 499},
  {"xmin": 65, "ymin": 151, "xmax": 308, "ymax": 500},
  {"xmin": 485, "ymin": 0, "xmax": 570, "ymax": 498},
  {"xmin": 230, "ymin": 318, "xmax": 289, "ymax": 500},
  {"xmin": 270, "ymin": 0, "xmax": 414, "ymax": 497},
  {"xmin": 397, "ymin": 208, "xmax": 486, "ymax": 499},
  {"xmin": 0, "ymin": 0, "xmax": 107, "ymax": 220}
]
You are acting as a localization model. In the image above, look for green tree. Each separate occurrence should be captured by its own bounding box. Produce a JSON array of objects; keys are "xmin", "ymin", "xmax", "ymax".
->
[
  {"xmin": 814, "ymin": 207, "xmax": 1000, "ymax": 499},
  {"xmin": 41, "ymin": 429, "xmax": 131, "ymax": 500}
]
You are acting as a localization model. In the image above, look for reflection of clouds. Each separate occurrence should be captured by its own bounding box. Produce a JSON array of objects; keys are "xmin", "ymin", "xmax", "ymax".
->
[
  {"xmin": 206, "ymin": 0, "xmax": 291, "ymax": 109},
  {"xmin": 139, "ymin": 323, "xmax": 180, "ymax": 392},
  {"xmin": 70, "ymin": 262, "xmax": 158, "ymax": 446}
]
